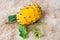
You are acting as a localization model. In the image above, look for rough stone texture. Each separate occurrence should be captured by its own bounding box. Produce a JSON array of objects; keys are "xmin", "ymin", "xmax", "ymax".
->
[{"xmin": 0, "ymin": 0, "xmax": 60, "ymax": 40}]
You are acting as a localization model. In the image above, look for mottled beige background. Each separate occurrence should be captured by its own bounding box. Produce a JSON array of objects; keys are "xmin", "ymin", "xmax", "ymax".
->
[{"xmin": 0, "ymin": 0, "xmax": 60, "ymax": 40}]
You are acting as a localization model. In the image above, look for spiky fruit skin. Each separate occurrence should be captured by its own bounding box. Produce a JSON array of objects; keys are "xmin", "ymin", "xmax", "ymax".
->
[{"xmin": 16, "ymin": 4, "xmax": 42, "ymax": 25}]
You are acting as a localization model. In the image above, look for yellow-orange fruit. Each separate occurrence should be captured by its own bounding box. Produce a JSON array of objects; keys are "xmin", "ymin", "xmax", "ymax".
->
[{"xmin": 16, "ymin": 4, "xmax": 42, "ymax": 25}]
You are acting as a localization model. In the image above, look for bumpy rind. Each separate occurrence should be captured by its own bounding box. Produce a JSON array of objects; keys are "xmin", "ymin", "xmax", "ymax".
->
[{"xmin": 16, "ymin": 4, "xmax": 42, "ymax": 25}]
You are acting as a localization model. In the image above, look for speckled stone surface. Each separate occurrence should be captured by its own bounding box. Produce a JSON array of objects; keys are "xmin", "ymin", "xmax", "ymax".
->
[{"xmin": 0, "ymin": 0, "xmax": 60, "ymax": 40}]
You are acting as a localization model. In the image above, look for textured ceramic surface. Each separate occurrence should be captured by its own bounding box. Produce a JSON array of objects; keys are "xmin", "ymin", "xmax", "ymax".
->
[{"xmin": 0, "ymin": 0, "xmax": 60, "ymax": 40}]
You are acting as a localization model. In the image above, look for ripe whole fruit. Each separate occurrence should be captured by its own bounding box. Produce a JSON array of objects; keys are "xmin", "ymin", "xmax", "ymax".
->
[{"xmin": 16, "ymin": 4, "xmax": 42, "ymax": 25}]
